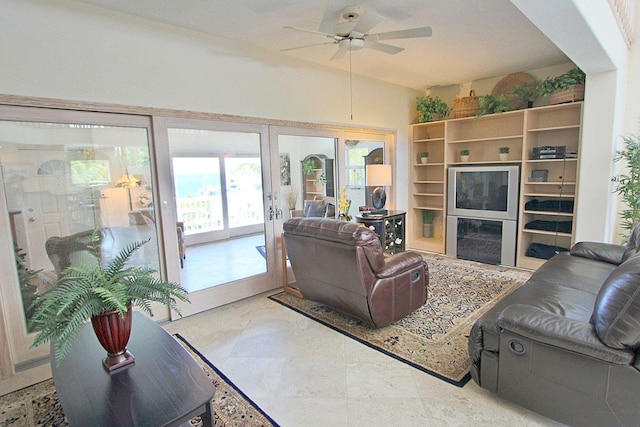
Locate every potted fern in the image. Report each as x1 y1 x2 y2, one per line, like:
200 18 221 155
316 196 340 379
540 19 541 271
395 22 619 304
29 230 190 370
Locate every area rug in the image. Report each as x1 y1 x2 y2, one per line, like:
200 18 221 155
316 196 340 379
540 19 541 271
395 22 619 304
0 335 278 427
269 253 532 387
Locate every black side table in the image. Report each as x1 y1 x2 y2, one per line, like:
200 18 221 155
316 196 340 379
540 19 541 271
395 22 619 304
357 210 406 255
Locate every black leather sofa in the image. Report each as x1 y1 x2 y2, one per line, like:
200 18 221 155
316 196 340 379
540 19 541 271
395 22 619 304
469 226 640 426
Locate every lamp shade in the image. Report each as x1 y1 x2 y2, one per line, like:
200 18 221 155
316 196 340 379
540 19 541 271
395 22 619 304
366 164 392 186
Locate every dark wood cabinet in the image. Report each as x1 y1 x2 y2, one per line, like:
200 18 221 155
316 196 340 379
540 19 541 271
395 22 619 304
357 210 406 255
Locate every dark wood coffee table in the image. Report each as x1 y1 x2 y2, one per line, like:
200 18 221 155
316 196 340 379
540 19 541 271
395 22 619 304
51 312 215 426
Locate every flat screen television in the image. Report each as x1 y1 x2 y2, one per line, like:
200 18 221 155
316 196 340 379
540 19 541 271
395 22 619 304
447 165 520 221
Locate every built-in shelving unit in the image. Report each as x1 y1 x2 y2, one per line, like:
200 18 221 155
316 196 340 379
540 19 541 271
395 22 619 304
410 121 446 254
408 102 583 270
301 154 334 201
517 102 582 270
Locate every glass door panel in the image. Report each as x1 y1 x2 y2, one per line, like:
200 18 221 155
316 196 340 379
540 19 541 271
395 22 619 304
173 157 224 234
163 122 274 317
0 109 157 368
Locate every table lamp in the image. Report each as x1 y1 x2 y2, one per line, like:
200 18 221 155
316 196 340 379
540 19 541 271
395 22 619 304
366 164 392 211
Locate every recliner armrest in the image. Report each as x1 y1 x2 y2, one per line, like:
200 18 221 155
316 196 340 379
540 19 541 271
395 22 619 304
497 304 633 365
570 241 626 265
376 251 426 278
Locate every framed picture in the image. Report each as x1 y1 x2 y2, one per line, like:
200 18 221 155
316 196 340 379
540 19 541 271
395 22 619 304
280 153 291 185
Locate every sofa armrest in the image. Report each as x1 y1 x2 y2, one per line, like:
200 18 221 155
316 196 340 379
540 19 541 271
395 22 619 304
376 251 426 278
570 241 626 265
497 304 634 365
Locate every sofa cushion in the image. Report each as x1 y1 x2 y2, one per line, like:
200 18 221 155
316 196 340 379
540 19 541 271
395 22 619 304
592 254 640 349
529 252 616 295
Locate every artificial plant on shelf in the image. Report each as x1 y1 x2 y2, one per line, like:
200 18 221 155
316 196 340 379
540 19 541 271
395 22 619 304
475 94 514 120
536 67 586 97
29 230 190 367
422 210 436 238
416 95 452 123
511 81 538 108
302 158 317 176
612 131 640 239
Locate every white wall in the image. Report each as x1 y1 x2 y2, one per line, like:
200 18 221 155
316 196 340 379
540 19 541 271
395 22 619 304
0 0 423 211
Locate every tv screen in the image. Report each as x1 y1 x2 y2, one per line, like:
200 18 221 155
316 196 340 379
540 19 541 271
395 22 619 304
70 159 110 186
455 170 510 212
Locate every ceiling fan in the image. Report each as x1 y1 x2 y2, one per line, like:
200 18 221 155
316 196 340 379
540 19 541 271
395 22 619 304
282 5 432 60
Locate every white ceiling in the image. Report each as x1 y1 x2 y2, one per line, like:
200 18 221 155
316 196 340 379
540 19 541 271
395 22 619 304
76 0 570 90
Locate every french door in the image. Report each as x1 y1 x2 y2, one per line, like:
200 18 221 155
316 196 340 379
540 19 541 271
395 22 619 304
153 118 279 318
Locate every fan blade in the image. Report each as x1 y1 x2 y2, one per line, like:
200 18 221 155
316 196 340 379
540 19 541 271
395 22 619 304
373 26 432 40
366 42 404 55
283 26 338 40
318 4 342 34
281 41 337 52
330 46 349 61
353 9 385 34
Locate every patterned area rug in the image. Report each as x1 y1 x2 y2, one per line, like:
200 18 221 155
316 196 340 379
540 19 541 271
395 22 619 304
0 335 278 427
269 253 532 386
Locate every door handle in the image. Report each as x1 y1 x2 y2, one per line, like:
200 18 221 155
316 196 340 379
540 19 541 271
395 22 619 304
275 208 283 220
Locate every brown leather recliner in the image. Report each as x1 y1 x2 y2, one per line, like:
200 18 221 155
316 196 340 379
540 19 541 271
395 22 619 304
283 217 428 327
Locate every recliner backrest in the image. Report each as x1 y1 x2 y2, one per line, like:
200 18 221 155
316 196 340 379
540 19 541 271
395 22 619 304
592 252 640 349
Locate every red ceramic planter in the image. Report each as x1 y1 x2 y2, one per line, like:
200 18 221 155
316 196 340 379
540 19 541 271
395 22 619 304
91 305 135 372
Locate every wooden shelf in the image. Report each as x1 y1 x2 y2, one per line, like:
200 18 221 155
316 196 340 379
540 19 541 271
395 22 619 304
414 205 445 211
524 181 576 185
414 192 444 197
414 137 445 143
523 210 574 217
522 229 572 237
523 192 575 198
525 158 578 163
448 134 523 144
449 160 522 165
528 125 580 132
414 180 445 184
413 162 445 166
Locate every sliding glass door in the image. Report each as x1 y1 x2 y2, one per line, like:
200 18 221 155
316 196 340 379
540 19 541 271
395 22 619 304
155 118 277 317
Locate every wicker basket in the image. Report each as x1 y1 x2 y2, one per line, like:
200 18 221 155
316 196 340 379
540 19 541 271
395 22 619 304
549 84 585 105
454 90 480 118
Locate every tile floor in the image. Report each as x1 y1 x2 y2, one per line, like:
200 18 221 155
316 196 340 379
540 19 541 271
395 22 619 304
165 292 564 427
2 291 566 426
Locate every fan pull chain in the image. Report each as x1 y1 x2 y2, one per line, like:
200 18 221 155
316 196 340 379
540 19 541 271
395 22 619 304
349 40 353 121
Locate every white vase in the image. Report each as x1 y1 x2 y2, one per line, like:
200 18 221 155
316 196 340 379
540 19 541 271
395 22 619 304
460 155 470 162
499 153 509 161
420 157 428 164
